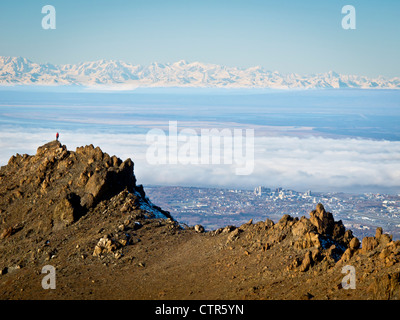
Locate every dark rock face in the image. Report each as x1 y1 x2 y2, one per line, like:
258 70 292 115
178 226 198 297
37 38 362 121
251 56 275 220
52 194 78 230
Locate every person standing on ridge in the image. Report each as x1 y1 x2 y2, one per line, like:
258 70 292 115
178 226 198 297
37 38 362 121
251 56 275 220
56 132 59 141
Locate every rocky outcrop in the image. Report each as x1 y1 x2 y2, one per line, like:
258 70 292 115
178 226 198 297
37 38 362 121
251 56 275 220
209 203 400 300
309 203 352 246
0 141 171 235
210 203 359 273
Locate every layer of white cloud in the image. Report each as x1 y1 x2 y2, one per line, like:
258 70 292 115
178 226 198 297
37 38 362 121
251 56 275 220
1 127 400 194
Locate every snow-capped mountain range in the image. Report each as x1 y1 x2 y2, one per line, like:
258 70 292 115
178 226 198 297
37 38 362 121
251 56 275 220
0 56 399 89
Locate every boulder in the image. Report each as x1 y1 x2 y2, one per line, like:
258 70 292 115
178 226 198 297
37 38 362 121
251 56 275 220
295 231 321 249
85 171 108 201
376 227 383 239
299 250 313 272
309 203 334 235
362 237 379 253
349 237 360 250
379 234 393 247
36 140 63 156
332 220 346 241
341 229 354 246
277 214 294 229
194 224 205 233
222 225 236 234
339 248 353 263
292 216 316 238
92 233 131 257
226 228 242 243
52 195 78 230
264 219 275 229
375 227 392 246
80 193 95 209
93 236 117 256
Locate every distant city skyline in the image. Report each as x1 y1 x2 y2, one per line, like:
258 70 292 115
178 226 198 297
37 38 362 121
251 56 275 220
0 0 399 78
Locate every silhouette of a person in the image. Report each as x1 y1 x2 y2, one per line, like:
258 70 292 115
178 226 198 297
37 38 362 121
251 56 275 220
56 132 59 141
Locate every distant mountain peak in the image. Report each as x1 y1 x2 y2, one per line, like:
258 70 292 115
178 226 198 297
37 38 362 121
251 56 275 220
174 59 189 66
0 56 399 89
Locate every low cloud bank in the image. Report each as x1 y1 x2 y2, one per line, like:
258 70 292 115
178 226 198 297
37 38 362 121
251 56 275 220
1 128 399 194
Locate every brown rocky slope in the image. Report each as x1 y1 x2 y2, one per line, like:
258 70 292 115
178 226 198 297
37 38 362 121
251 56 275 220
0 141 399 300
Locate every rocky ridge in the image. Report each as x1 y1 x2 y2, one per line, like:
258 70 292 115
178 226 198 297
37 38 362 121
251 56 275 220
0 141 171 262
0 142 399 300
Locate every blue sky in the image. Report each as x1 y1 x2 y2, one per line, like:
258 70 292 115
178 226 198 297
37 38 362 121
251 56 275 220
0 0 399 77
